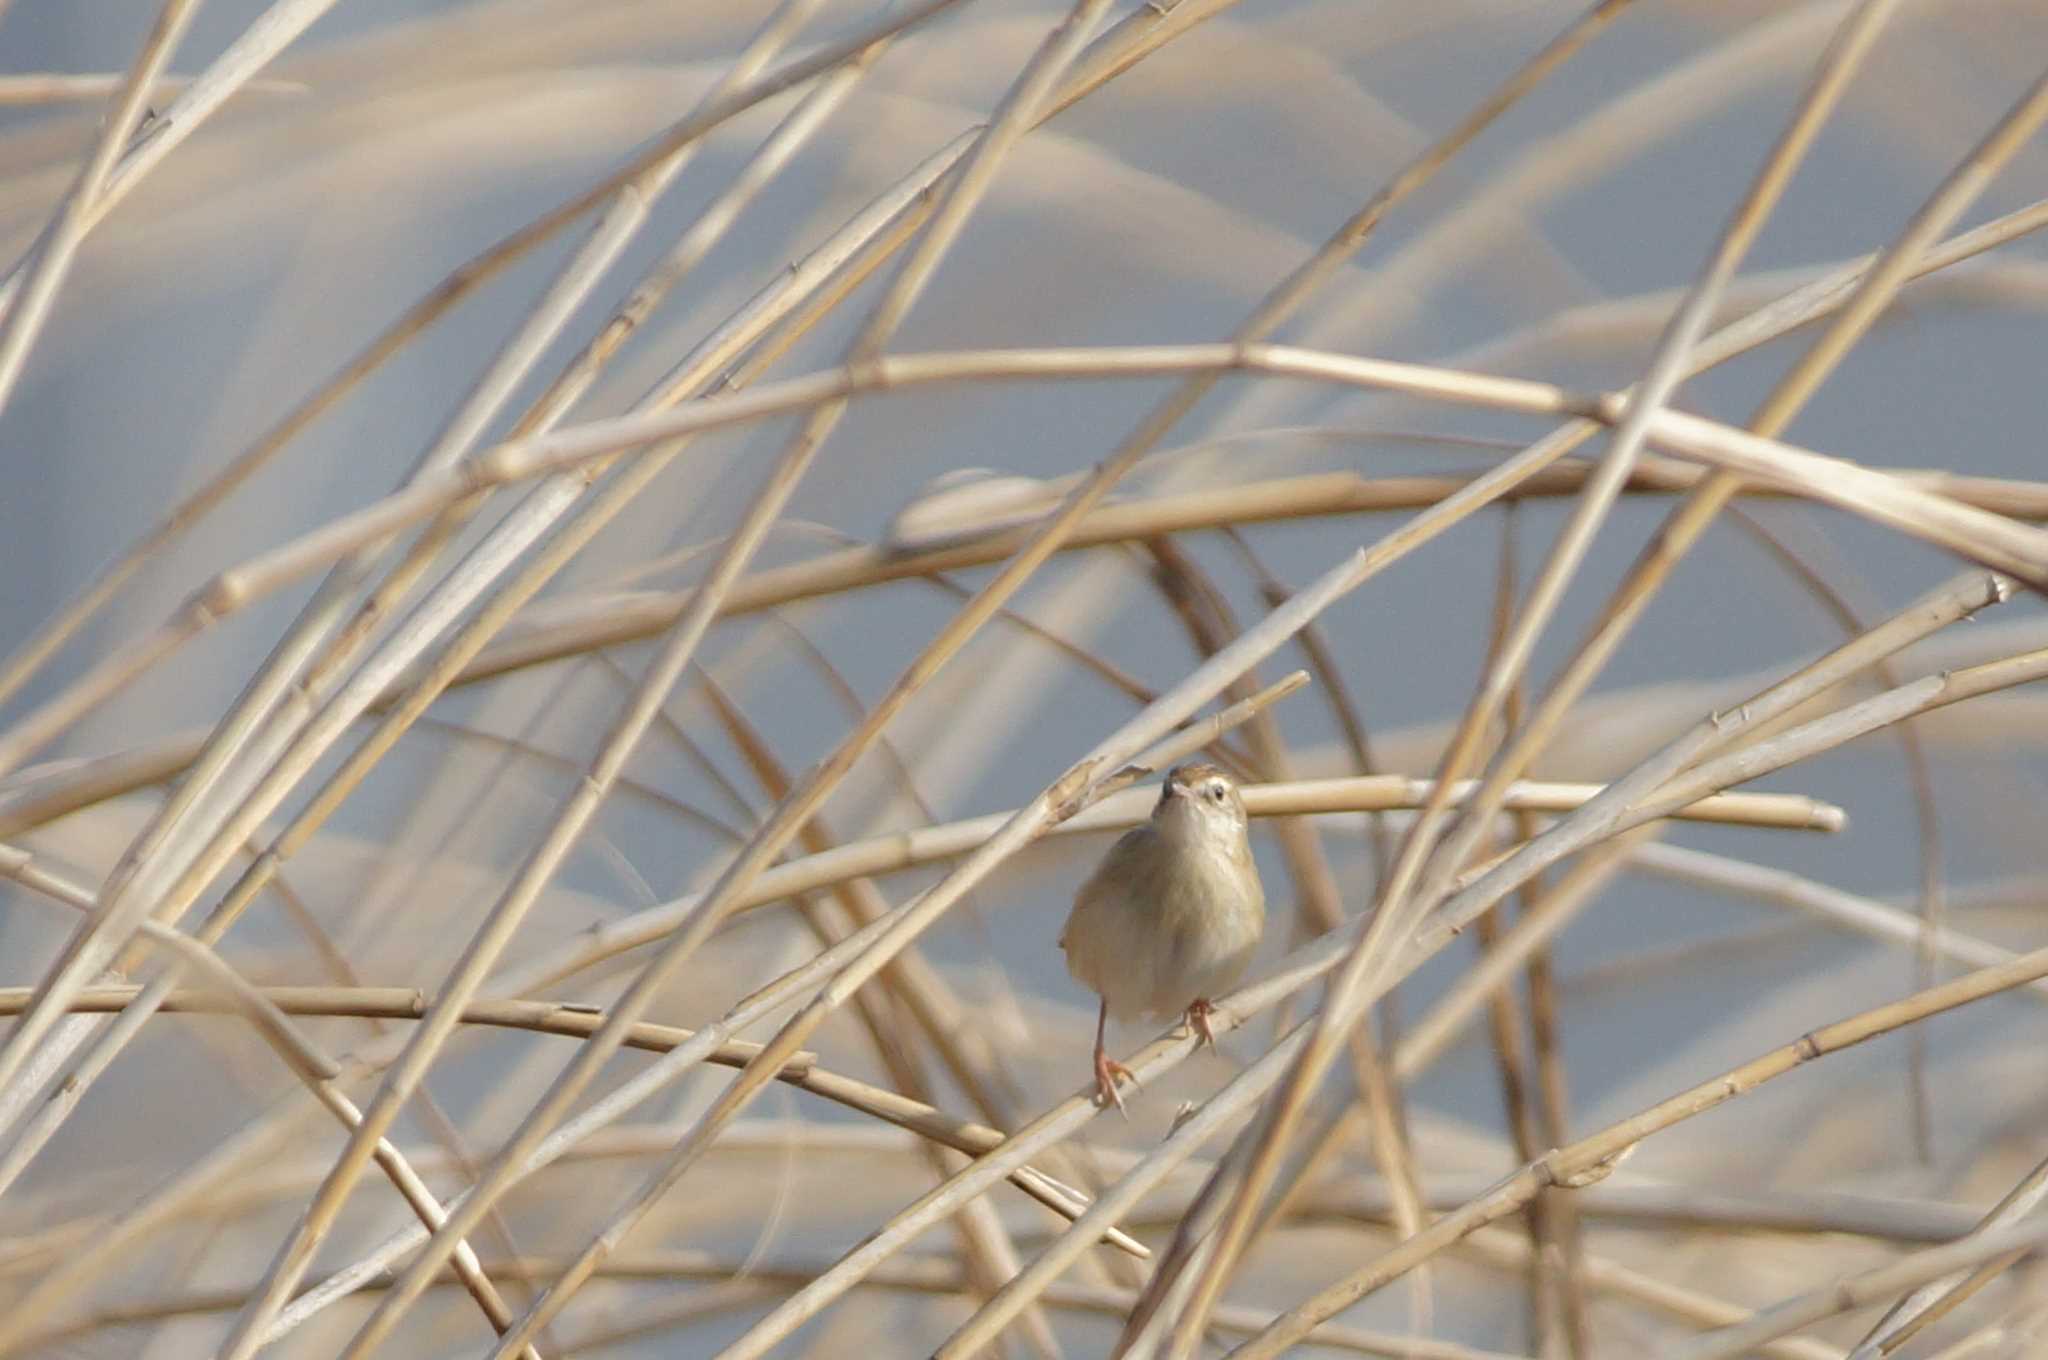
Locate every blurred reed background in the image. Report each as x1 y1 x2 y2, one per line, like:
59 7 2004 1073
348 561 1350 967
3 0 2048 1356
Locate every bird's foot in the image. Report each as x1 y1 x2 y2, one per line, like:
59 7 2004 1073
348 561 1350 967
1185 997 1220 1048
1093 1048 1137 1117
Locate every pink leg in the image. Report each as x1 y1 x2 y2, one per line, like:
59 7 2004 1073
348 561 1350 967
1091 999 1135 1116
1185 997 1220 1047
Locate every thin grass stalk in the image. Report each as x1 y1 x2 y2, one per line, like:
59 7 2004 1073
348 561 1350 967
1721 508 1949 1160
0 0 982 1132
11 1252 1540 1360
1227 939 2048 1358
294 0 855 711
419 659 1294 1360
1455 1227 1842 1360
1479 509 1576 1353
0 853 537 1352
0 0 953 752
1629 842 2048 1004
0 73 305 103
247 682 1289 1351
0 0 201 426
1392 831 1652 1081
0 981 1149 1351
1141 538 1435 1341
316 9 1128 1351
935 1017 1322 1358
698 675 1064 1358
1844 1153 2048 1357
1218 16 1909 1298
1401 53 2048 983
1223 532 1392 879
1498 524 1592 1358
0 0 947 1249
1465 890 1554 1345
1666 1217 2048 1360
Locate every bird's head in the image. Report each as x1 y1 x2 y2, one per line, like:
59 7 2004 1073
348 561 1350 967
1153 762 1249 848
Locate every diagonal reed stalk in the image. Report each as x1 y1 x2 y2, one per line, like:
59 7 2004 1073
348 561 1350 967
6 6 2048 1356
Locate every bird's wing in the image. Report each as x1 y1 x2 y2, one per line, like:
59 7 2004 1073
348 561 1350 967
1060 824 1157 951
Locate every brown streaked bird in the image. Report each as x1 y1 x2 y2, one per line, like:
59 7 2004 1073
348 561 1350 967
1059 762 1265 1112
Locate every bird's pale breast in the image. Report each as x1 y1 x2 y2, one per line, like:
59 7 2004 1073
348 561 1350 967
1061 824 1265 1022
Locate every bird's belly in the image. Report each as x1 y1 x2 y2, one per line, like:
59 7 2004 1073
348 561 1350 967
1148 907 1260 1016
1107 869 1262 1021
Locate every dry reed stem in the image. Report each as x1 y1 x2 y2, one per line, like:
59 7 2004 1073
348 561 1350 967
326 4 1652 1343
0 12 962 1330
1229 937 2048 1357
1629 843 2048 1005
1342 0 1909 1118
410 185 2048 690
1216 2 2018 1303
714 604 2027 1356
237 674 1302 1350
0 850 539 1350
0 0 981 1133
318 6 1133 1352
2 7 2040 1356
1479 510 1583 1356
0 0 1252 1243
1843 1151 2048 1357
698 673 1062 1355
0 0 200 426
0 73 306 103
162 340 2048 627
13 1252 1537 1360
1141 536 1434 1337
0 983 1145 1351
0 0 1237 749
1667 1215 2048 1360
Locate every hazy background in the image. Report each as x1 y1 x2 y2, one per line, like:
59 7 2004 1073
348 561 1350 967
5 1 2048 1356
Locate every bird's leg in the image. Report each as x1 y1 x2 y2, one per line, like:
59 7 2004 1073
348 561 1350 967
1092 998 1135 1115
1185 997 1219 1048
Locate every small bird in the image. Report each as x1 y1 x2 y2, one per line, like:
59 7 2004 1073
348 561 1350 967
1059 763 1266 1113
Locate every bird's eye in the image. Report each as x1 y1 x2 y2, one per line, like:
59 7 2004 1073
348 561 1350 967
1207 783 1225 802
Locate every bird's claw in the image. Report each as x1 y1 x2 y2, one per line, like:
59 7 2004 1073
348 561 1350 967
1185 998 1220 1048
1094 1051 1137 1117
